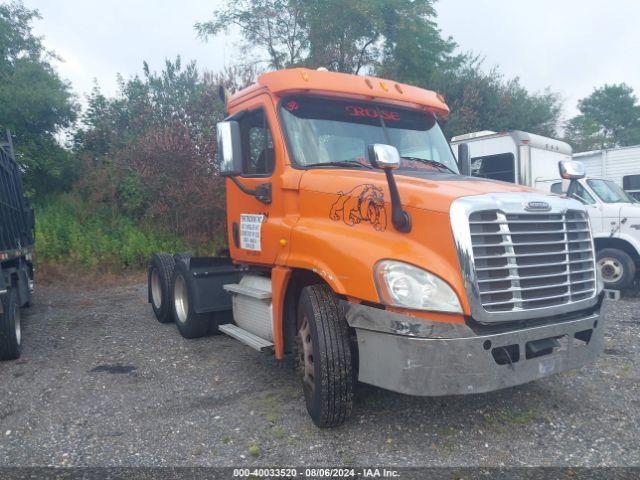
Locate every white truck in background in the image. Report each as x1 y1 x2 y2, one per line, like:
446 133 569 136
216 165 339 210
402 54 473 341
574 145 640 201
451 131 640 290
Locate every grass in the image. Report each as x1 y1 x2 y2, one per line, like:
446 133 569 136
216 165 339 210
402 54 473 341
482 407 541 433
34 194 204 270
256 392 285 425
619 363 633 378
248 444 260 457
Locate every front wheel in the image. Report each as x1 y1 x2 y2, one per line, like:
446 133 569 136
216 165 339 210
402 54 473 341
296 284 354 428
0 288 22 360
597 248 636 290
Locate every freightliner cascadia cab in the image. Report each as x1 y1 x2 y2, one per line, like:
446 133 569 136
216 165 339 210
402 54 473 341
148 69 605 428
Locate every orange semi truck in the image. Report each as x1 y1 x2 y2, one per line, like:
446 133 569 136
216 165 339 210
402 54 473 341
147 68 605 427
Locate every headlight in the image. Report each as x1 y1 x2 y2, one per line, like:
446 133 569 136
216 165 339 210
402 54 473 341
374 260 462 313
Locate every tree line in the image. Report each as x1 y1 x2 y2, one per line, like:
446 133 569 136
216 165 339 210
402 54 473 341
1 0 639 264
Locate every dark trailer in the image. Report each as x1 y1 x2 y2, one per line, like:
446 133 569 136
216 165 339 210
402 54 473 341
0 131 34 360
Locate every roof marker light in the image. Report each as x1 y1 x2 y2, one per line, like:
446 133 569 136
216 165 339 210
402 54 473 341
365 78 374 89
394 84 403 94
301 71 309 81
379 81 388 91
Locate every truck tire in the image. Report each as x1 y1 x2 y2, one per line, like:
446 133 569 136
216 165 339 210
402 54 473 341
0 288 22 360
148 253 176 323
296 284 354 428
597 248 636 290
171 260 214 338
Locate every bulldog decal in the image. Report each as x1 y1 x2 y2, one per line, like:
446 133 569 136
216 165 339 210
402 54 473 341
329 184 387 231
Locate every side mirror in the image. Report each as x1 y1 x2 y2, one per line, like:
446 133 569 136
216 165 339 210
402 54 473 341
559 160 585 180
216 121 242 176
457 143 471 176
366 143 411 233
367 144 400 170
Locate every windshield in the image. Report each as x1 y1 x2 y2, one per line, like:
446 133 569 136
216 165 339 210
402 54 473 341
568 181 596 205
587 179 635 203
279 96 459 173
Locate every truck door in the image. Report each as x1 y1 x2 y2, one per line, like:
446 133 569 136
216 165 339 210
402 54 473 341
568 179 602 232
225 96 289 266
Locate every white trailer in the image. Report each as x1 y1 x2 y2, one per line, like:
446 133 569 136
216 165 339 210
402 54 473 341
450 130 573 190
452 131 640 290
574 145 640 201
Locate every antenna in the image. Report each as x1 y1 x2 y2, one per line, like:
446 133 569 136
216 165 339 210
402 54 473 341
218 85 229 108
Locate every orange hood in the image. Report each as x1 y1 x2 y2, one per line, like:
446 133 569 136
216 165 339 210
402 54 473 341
298 169 533 214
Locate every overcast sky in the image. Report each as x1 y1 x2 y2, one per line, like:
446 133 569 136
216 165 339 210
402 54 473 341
25 0 640 123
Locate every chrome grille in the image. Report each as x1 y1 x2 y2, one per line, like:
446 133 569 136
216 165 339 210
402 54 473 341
469 210 596 313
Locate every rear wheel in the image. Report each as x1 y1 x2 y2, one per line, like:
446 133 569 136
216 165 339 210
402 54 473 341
296 284 354 428
148 253 176 323
0 288 22 360
597 248 636 290
171 260 215 339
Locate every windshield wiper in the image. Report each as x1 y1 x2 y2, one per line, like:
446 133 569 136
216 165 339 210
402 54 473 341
400 156 457 174
306 160 373 169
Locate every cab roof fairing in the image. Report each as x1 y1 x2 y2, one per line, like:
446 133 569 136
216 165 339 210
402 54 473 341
227 68 450 117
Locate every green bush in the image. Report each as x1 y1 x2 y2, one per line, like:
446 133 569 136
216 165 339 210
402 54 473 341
35 194 203 270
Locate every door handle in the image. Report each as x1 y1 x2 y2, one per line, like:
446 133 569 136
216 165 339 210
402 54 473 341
232 222 240 248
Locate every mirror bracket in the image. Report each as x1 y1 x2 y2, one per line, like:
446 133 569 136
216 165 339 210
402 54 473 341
367 144 412 233
384 169 412 233
457 143 471 176
229 177 272 204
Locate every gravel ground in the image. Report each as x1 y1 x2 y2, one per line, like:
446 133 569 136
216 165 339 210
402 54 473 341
0 281 638 467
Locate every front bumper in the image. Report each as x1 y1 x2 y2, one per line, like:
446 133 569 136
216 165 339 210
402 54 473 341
342 301 605 396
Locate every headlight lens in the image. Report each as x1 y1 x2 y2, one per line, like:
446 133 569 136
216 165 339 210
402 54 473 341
374 260 462 313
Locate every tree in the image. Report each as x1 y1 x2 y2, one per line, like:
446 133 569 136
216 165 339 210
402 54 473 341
434 60 563 140
75 58 228 244
0 1 77 196
374 0 461 85
195 0 463 75
563 115 608 152
564 83 640 152
196 1 561 139
207 64 260 96
196 0 307 70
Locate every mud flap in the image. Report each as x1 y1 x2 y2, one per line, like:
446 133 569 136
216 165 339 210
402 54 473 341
188 257 241 314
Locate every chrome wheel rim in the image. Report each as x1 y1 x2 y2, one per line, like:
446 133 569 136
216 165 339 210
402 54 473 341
598 257 623 283
14 303 21 345
151 268 162 309
297 314 315 394
174 275 189 324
